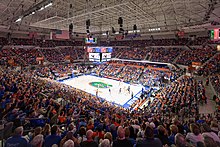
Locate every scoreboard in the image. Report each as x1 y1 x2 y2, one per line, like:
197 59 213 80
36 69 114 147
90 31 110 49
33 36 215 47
102 53 111 62
210 29 220 40
89 53 100 62
87 47 113 62
87 47 113 53
85 38 97 44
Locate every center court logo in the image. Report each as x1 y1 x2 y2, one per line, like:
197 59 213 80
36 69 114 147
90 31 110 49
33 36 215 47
89 82 112 88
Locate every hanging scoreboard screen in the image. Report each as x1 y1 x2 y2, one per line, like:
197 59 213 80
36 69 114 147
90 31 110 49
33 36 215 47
87 47 113 53
210 29 220 40
102 53 111 61
89 53 100 62
85 38 97 44
87 47 113 62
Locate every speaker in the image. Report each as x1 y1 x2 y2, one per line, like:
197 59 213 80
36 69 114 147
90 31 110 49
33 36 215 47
118 17 123 24
86 19 90 26
133 24 137 30
124 30 128 35
112 27 116 33
69 23 73 31
119 28 124 33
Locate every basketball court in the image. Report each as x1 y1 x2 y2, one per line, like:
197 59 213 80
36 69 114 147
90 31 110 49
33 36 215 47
59 75 144 108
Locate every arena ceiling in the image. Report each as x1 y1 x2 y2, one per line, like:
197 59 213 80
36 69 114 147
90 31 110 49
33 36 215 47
0 0 220 34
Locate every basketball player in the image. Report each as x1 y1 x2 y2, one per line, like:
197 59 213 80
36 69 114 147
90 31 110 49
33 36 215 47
127 86 130 93
96 89 98 97
119 88 122 93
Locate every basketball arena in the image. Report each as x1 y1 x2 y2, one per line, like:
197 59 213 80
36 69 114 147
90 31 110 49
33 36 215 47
0 0 220 147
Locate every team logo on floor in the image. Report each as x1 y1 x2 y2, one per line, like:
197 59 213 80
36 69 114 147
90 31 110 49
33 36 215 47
89 82 112 88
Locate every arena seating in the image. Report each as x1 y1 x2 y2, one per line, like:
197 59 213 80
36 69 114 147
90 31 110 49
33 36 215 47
0 68 219 147
139 69 169 87
41 48 65 63
150 47 183 63
197 53 220 76
0 37 209 47
0 36 219 147
101 64 123 79
118 48 151 60
176 47 217 66
117 65 143 83
60 47 78 60
11 47 44 65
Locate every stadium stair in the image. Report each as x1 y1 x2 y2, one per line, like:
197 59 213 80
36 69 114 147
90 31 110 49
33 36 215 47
99 65 108 73
116 50 124 58
136 68 145 82
201 39 209 47
185 45 193 50
97 64 109 76
37 48 49 63
173 49 188 63
58 48 65 58
194 76 216 115
145 50 153 60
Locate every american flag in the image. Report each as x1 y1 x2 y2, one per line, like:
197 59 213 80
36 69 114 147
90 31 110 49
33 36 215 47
54 30 69 39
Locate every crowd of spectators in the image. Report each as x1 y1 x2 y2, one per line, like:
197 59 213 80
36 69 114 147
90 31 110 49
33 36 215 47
101 37 209 47
150 48 183 63
110 47 126 58
101 64 123 79
60 47 78 60
0 36 220 147
41 48 65 63
117 66 143 83
11 47 44 65
0 68 219 147
75 48 85 60
197 53 220 76
0 48 15 65
0 37 8 46
118 48 151 60
0 46 88 65
90 64 108 76
7 38 82 47
148 76 207 115
176 47 217 66
0 36 211 47
139 69 169 87
35 64 90 80
0 48 27 66
0 39 218 67
92 61 180 87
187 37 210 46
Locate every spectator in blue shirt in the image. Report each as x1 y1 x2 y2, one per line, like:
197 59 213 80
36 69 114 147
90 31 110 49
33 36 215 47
5 126 29 147
44 125 61 147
